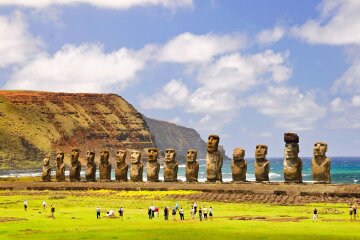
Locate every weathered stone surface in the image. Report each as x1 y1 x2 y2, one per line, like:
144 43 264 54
129 150 143 182
85 150 96 182
41 156 51 182
206 135 223 182
312 142 331 183
55 151 65 182
186 149 199 182
255 145 269 182
115 149 128 181
99 150 111 181
284 140 302 183
284 132 299 144
163 148 179 182
69 148 81 182
146 148 160 182
232 148 247 182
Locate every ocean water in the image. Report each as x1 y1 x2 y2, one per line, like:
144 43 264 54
1 157 359 184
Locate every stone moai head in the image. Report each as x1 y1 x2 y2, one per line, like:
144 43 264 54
56 152 64 164
147 148 159 162
233 148 245 161
71 148 80 163
207 134 219 153
116 150 127 163
165 148 176 163
130 150 141 164
284 143 299 159
186 149 197 163
255 145 268 159
100 150 110 164
313 142 327 157
86 150 95 163
43 156 50 166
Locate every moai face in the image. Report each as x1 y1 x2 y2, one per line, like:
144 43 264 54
86 151 95 163
313 142 327 157
56 152 64 164
186 149 197 163
233 148 245 161
116 150 127 163
207 135 219 153
130 150 141 164
284 143 299 159
100 150 109 164
165 149 176 163
147 148 159 162
43 156 50 166
71 149 80 163
255 145 267 159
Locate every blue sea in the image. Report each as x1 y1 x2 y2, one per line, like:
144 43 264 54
1 157 359 184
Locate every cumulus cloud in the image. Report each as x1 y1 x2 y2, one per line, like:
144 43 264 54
157 32 247 63
291 0 360 45
0 0 193 9
329 96 360 128
5 44 146 92
332 59 360 93
0 12 42 68
256 26 285 45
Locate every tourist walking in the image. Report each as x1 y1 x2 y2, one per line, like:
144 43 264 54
172 207 176 220
148 207 152 220
179 207 184 220
50 205 55 219
42 201 47 211
150 204 155 218
24 199 28 211
209 206 213 219
175 202 179 212
312 208 318 222
199 207 203 221
191 207 195 219
96 207 101 219
193 202 197 214
203 206 208 220
164 206 169 220
353 204 357 221
118 207 124 220
350 205 354 221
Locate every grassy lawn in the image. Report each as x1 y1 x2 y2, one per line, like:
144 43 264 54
0 190 358 240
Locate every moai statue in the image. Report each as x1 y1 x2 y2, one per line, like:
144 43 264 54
255 145 269 182
42 156 52 182
129 150 143 182
56 151 65 182
69 148 81 182
186 149 199 182
232 148 247 182
85 150 96 182
163 148 179 182
206 134 223 182
146 148 160 182
312 142 331 183
284 133 302 183
99 150 111 181
115 149 128 181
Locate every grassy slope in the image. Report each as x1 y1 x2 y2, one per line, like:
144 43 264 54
0 190 358 240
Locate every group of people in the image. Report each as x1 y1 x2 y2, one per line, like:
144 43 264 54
96 206 124 220
349 203 358 221
161 202 213 221
23 199 56 219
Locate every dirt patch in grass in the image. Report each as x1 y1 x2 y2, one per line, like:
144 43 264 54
228 215 309 222
0 217 27 223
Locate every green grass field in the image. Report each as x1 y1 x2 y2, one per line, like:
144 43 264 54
0 190 358 240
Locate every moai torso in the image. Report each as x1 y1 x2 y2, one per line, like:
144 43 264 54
115 150 128 181
163 149 179 182
42 156 52 182
129 150 143 182
255 145 269 182
99 150 111 181
186 149 199 182
206 135 223 182
312 142 331 183
85 151 96 182
56 152 65 182
146 148 160 182
232 148 247 182
70 148 81 182
284 133 302 183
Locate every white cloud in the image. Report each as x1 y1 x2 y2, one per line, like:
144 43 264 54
0 12 42 68
329 96 360 128
157 32 247 63
5 43 145 92
0 0 193 9
330 97 344 112
333 59 360 93
291 0 360 45
256 26 285 45
352 95 360 106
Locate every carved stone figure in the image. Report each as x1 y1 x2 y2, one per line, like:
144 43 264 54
185 149 199 182
312 142 331 183
69 148 81 182
284 133 302 183
99 150 111 181
255 144 269 182
206 134 223 182
163 148 179 182
85 150 96 182
42 156 52 182
56 151 65 182
146 148 160 182
232 148 247 182
129 150 143 182
115 149 128 181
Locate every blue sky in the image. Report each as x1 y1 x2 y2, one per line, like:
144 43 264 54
1 0 360 157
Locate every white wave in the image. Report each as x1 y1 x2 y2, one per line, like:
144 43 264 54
269 172 281 179
354 179 359 183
